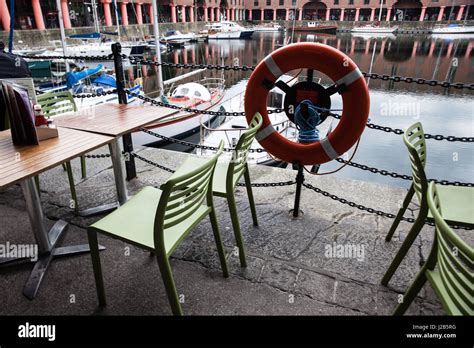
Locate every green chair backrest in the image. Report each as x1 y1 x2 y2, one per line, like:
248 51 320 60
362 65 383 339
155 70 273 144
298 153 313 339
154 141 225 252
427 182 474 315
36 91 77 118
403 122 428 202
226 112 263 190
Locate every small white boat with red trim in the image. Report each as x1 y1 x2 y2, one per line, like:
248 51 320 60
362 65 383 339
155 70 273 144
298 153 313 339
135 77 226 146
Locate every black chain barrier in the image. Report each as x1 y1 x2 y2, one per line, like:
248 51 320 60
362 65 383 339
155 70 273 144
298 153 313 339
140 127 265 153
302 182 472 230
327 112 474 143
128 56 474 90
126 90 473 143
20 53 474 90
19 54 116 61
72 89 117 99
130 151 295 187
334 158 474 187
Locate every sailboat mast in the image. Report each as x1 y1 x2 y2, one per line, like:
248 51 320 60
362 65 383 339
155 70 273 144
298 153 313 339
91 0 100 33
378 0 383 21
113 0 121 41
151 0 164 96
55 0 69 72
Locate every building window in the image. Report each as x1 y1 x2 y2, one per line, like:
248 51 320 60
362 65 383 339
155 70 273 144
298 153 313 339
292 0 296 5
279 0 284 5
349 0 354 4
267 0 271 5
334 0 339 4
254 0 258 5
364 0 369 4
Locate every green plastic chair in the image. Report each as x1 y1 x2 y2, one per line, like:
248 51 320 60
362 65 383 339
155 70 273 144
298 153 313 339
393 182 474 315
37 91 87 181
168 112 263 268
382 122 474 286
86 141 228 315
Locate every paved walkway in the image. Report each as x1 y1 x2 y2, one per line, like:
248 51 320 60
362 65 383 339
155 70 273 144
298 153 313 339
2 146 464 315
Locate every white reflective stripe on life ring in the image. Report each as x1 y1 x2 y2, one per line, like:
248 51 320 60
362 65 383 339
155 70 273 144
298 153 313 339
263 54 283 79
256 124 276 142
336 68 362 88
320 137 339 160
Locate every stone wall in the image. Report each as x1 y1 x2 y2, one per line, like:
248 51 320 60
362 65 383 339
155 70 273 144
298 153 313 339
1 20 472 49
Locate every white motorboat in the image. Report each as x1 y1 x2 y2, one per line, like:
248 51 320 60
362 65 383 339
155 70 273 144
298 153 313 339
41 43 132 59
351 25 398 34
161 29 197 44
351 32 396 40
431 25 474 34
253 22 285 32
135 78 226 146
206 21 254 40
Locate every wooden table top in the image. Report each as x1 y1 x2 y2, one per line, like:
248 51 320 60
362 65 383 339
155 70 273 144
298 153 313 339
0 127 113 190
53 103 176 137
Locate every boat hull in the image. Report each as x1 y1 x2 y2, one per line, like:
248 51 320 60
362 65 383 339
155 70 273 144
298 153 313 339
292 26 337 34
351 27 398 34
207 30 254 39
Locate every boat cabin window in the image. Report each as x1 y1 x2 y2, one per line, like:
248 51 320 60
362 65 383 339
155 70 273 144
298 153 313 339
194 91 202 97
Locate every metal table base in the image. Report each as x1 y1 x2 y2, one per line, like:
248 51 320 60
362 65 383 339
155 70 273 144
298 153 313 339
0 177 104 300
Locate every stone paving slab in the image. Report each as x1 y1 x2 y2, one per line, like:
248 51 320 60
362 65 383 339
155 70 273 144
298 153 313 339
0 147 447 315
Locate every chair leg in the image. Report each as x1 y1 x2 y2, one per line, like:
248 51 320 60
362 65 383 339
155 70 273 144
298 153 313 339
209 209 229 278
80 156 87 179
386 185 415 242
244 169 258 226
156 255 183 315
381 205 428 286
87 229 106 307
61 163 67 171
393 267 428 315
65 161 78 211
227 193 247 268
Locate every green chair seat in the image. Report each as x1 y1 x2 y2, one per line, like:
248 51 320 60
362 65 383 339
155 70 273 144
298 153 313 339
427 185 474 226
382 122 474 287
90 186 211 256
170 157 239 197
393 182 473 316
86 141 229 315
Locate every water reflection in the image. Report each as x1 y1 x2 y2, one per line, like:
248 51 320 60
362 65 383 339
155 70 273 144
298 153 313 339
140 32 473 187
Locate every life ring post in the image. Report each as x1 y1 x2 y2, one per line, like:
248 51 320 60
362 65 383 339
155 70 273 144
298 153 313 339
291 163 305 218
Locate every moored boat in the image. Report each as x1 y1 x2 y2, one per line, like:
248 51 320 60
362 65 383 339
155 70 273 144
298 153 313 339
206 21 254 40
291 22 337 34
431 24 474 34
136 78 226 145
351 25 398 34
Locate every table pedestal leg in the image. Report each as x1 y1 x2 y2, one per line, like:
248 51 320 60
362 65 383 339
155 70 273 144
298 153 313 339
0 177 105 300
78 137 129 216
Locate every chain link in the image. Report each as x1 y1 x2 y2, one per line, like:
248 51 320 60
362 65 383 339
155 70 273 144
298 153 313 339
131 151 295 187
20 54 114 61
334 158 474 187
72 89 118 99
128 56 255 72
328 113 474 142
302 182 471 230
361 72 474 90
140 127 265 153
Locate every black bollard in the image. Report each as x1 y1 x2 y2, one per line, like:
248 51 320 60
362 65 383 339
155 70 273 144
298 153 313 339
112 42 137 181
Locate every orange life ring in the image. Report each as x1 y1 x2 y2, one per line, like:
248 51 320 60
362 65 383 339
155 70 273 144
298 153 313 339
244 42 370 165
